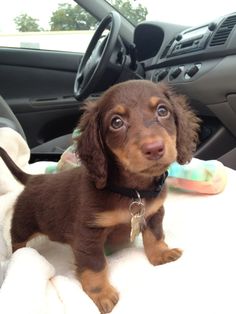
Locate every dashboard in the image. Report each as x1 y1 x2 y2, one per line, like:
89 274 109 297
134 12 236 168
135 13 236 87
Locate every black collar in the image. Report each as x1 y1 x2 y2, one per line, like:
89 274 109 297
106 171 168 199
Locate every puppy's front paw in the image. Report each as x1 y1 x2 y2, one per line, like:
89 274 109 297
79 268 119 313
92 284 119 313
152 248 182 265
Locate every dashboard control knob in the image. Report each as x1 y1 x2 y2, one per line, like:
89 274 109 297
186 65 199 78
158 69 168 81
170 67 182 79
175 34 183 41
208 22 217 31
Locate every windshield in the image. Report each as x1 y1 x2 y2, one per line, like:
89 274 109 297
106 0 236 26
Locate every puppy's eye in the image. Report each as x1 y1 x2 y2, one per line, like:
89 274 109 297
156 104 170 118
111 116 124 129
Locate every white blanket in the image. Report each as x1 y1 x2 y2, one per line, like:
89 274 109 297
0 127 236 314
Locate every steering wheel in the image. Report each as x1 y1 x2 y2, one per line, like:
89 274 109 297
74 11 121 100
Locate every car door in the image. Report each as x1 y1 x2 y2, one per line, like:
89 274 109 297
0 0 96 148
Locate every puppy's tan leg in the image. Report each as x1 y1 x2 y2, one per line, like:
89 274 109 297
74 227 119 313
78 267 119 314
143 206 182 265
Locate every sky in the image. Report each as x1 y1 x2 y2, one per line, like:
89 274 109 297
138 0 236 26
0 0 236 32
0 0 65 32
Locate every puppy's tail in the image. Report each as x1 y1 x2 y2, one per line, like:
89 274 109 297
0 146 31 185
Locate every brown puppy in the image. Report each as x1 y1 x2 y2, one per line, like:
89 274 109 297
0 80 200 313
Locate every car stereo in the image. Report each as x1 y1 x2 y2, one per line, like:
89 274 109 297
167 23 216 57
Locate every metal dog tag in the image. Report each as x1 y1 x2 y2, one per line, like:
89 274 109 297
130 214 141 242
129 191 147 242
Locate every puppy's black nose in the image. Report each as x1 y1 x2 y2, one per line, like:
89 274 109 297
141 140 165 160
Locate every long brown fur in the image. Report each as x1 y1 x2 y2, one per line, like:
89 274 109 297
0 80 200 313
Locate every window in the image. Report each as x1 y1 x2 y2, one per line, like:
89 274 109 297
0 0 98 53
105 0 148 25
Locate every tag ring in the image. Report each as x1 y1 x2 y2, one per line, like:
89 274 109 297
129 201 145 217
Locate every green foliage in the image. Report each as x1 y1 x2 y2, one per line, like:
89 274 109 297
49 3 97 31
14 14 41 32
108 0 148 24
14 1 148 33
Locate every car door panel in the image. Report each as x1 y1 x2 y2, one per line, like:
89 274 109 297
0 48 83 148
13 98 81 148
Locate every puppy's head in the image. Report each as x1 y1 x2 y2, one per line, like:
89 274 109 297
77 80 200 189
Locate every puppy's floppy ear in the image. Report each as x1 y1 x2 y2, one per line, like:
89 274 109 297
164 86 200 164
76 101 107 189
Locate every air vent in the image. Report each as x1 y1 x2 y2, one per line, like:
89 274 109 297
210 15 236 46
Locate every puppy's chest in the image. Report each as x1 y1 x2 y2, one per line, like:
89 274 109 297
94 195 165 228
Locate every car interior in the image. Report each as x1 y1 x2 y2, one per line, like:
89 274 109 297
0 0 236 171
1 1 236 312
